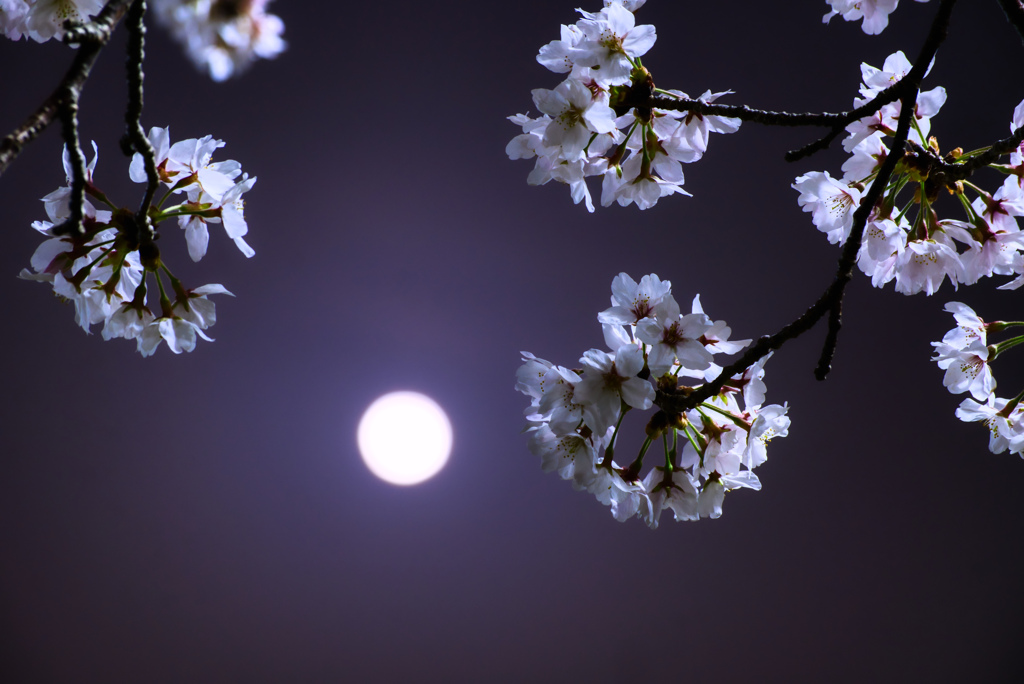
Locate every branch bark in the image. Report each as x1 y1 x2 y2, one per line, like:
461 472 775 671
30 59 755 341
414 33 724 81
0 0 133 179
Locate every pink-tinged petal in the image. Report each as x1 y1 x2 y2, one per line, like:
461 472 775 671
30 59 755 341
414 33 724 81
30 237 71 273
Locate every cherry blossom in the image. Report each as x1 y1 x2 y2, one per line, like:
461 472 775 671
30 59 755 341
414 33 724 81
516 273 789 525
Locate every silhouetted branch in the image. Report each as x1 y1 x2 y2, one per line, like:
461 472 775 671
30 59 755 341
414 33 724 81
0 0 133 179
122 0 158 235
997 0 1024 43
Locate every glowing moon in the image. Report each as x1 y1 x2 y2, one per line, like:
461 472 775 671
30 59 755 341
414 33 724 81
357 391 453 485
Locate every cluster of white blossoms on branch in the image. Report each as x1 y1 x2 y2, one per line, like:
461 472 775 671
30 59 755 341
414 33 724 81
933 302 1024 457
824 0 930 35
18 127 255 355
151 0 284 81
506 0 740 211
795 52 1024 296
516 273 790 526
0 0 284 81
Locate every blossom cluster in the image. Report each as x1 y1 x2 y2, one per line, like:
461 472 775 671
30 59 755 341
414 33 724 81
19 126 255 355
0 0 104 42
794 51 1024 296
506 0 740 211
151 0 285 81
933 301 1024 458
823 0 930 35
516 273 790 526
1 0 284 81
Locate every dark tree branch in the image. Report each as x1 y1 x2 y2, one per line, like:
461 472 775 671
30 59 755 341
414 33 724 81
783 84 903 162
648 96 846 128
54 89 86 237
0 0 133 179
905 126 1024 193
122 0 158 236
654 0 960 415
645 72 907 163
997 0 1024 43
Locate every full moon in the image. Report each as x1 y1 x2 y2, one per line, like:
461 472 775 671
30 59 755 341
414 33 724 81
356 391 453 485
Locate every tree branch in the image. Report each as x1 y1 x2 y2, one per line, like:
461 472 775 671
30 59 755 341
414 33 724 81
648 96 846 128
0 0 133 179
997 0 1024 43
644 72 909 163
122 0 158 235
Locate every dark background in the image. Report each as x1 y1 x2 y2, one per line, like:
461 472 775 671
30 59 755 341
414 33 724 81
2 1 1023 681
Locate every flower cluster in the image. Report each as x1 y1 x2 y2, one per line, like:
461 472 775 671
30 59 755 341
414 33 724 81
516 273 790 526
19 127 255 355
506 0 740 211
933 301 1024 458
1 0 103 42
150 0 285 81
794 51 1024 296
823 0 930 35
1 0 285 81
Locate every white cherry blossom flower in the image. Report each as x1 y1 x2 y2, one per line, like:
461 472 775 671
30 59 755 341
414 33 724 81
528 423 597 480
642 467 699 528
933 338 994 400
532 78 617 162
793 171 863 245
635 295 712 377
743 403 790 469
573 3 656 86
654 89 741 161
151 0 285 82
955 395 1024 456
1 0 29 40
893 238 962 295
24 0 103 42
598 272 671 326
823 0 929 35
575 345 654 433
536 23 585 74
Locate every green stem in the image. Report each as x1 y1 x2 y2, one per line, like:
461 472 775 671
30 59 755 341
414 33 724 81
624 433 653 479
602 406 631 466
699 401 749 429
990 334 1024 360
71 243 116 281
678 422 704 468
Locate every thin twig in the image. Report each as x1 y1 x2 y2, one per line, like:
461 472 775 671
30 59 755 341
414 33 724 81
997 0 1024 43
122 0 158 235
906 126 1024 189
645 73 907 163
648 97 846 127
0 0 133 178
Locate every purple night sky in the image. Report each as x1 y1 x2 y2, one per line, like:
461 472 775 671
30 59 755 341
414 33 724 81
1 1 1023 680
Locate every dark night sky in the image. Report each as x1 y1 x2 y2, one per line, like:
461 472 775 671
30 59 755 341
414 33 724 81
2 1 1024 681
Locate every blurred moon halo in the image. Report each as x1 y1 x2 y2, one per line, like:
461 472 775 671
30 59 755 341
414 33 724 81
357 391 453 485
